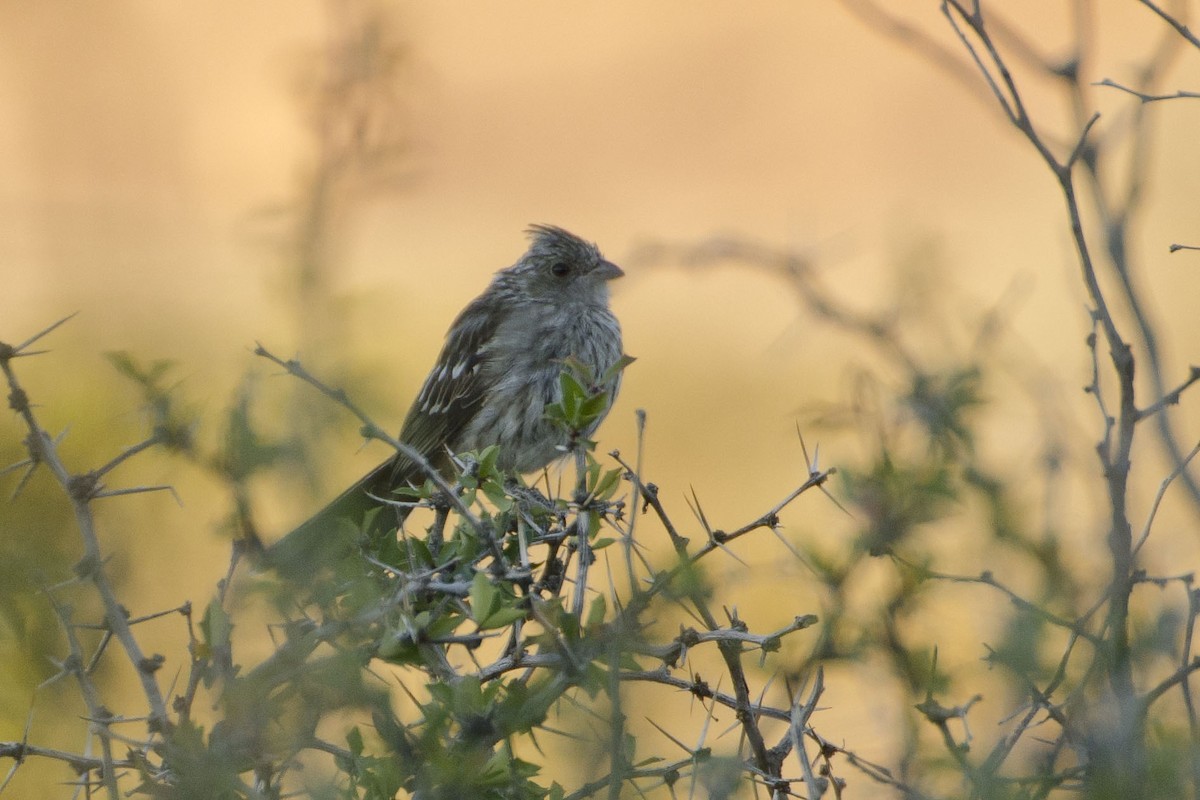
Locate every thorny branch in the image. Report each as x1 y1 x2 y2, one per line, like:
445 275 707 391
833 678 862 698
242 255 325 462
2 317 850 798
838 1 1200 794
1 320 172 738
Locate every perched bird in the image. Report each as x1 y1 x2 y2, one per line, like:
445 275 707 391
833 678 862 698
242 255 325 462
269 225 625 572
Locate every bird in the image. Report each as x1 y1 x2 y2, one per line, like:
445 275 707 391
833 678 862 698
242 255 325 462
267 224 625 575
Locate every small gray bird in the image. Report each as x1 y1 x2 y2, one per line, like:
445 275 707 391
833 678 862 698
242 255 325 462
270 225 624 572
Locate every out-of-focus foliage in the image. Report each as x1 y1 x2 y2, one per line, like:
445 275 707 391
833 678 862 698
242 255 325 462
6 2 1200 799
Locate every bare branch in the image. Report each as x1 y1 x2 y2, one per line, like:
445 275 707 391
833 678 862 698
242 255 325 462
9 312 80 356
1138 0 1200 50
1095 78 1200 103
1134 439 1200 554
789 668 829 800
1 327 172 735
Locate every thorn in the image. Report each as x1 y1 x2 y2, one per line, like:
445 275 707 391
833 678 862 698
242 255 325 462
819 484 853 518
92 485 180 503
715 541 748 568
13 312 80 354
686 486 713 536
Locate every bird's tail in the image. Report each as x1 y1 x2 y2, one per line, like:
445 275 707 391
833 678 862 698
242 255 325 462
263 458 401 581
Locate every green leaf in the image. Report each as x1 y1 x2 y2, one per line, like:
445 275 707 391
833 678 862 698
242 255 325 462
602 354 637 384
105 350 177 386
470 571 500 623
477 444 502 476
481 479 514 511
580 391 610 419
559 371 586 415
347 726 365 757
200 599 232 652
478 605 527 631
558 354 595 384
591 467 622 499
585 594 606 628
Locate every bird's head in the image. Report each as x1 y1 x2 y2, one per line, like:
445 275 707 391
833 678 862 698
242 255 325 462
506 224 623 305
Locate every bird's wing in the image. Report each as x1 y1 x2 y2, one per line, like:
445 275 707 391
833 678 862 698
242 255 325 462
389 293 506 484
266 301 504 573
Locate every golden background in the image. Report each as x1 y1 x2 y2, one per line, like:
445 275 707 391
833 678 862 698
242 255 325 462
3 1 1200 796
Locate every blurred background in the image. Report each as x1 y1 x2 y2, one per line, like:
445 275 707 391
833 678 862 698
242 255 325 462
3 1 1200 796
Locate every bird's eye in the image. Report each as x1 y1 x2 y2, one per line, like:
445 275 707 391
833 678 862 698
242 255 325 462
550 261 570 277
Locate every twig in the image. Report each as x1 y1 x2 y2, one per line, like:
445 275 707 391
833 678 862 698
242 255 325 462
619 670 792 724
1094 78 1200 103
1141 656 1200 712
1138 0 1200 50
571 449 591 620
1137 367 1200 421
254 343 484 532
1 327 172 735
0 741 136 777
41 587 120 800
789 668 828 800
1134 439 1200 554
1183 587 1200 793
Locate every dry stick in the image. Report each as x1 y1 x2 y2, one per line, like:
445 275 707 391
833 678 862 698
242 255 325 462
610 448 831 726
1183 588 1200 795
1083 12 1200 516
839 0 993 108
612 450 830 564
1138 366 1200 423
621 409 647 600
1094 78 1200 103
41 589 119 800
0 323 172 737
943 0 1143 761
895 557 1103 647
666 557 770 772
873 0 1200 523
789 668 828 800
604 452 830 784
892 0 1200 525
559 755 699 800
657 482 825 777
1140 656 1200 712
499 465 825 791
170 543 245 734
0 742 136 782
853 4 1178 790
1139 0 1200 50
605 632 626 800
502 446 615 787
1134 439 1200 554
618 670 791 724
571 448 591 620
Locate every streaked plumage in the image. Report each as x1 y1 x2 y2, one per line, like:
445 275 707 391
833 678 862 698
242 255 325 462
269 225 624 572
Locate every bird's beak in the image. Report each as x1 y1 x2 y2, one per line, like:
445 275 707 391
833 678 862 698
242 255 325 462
596 260 624 281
